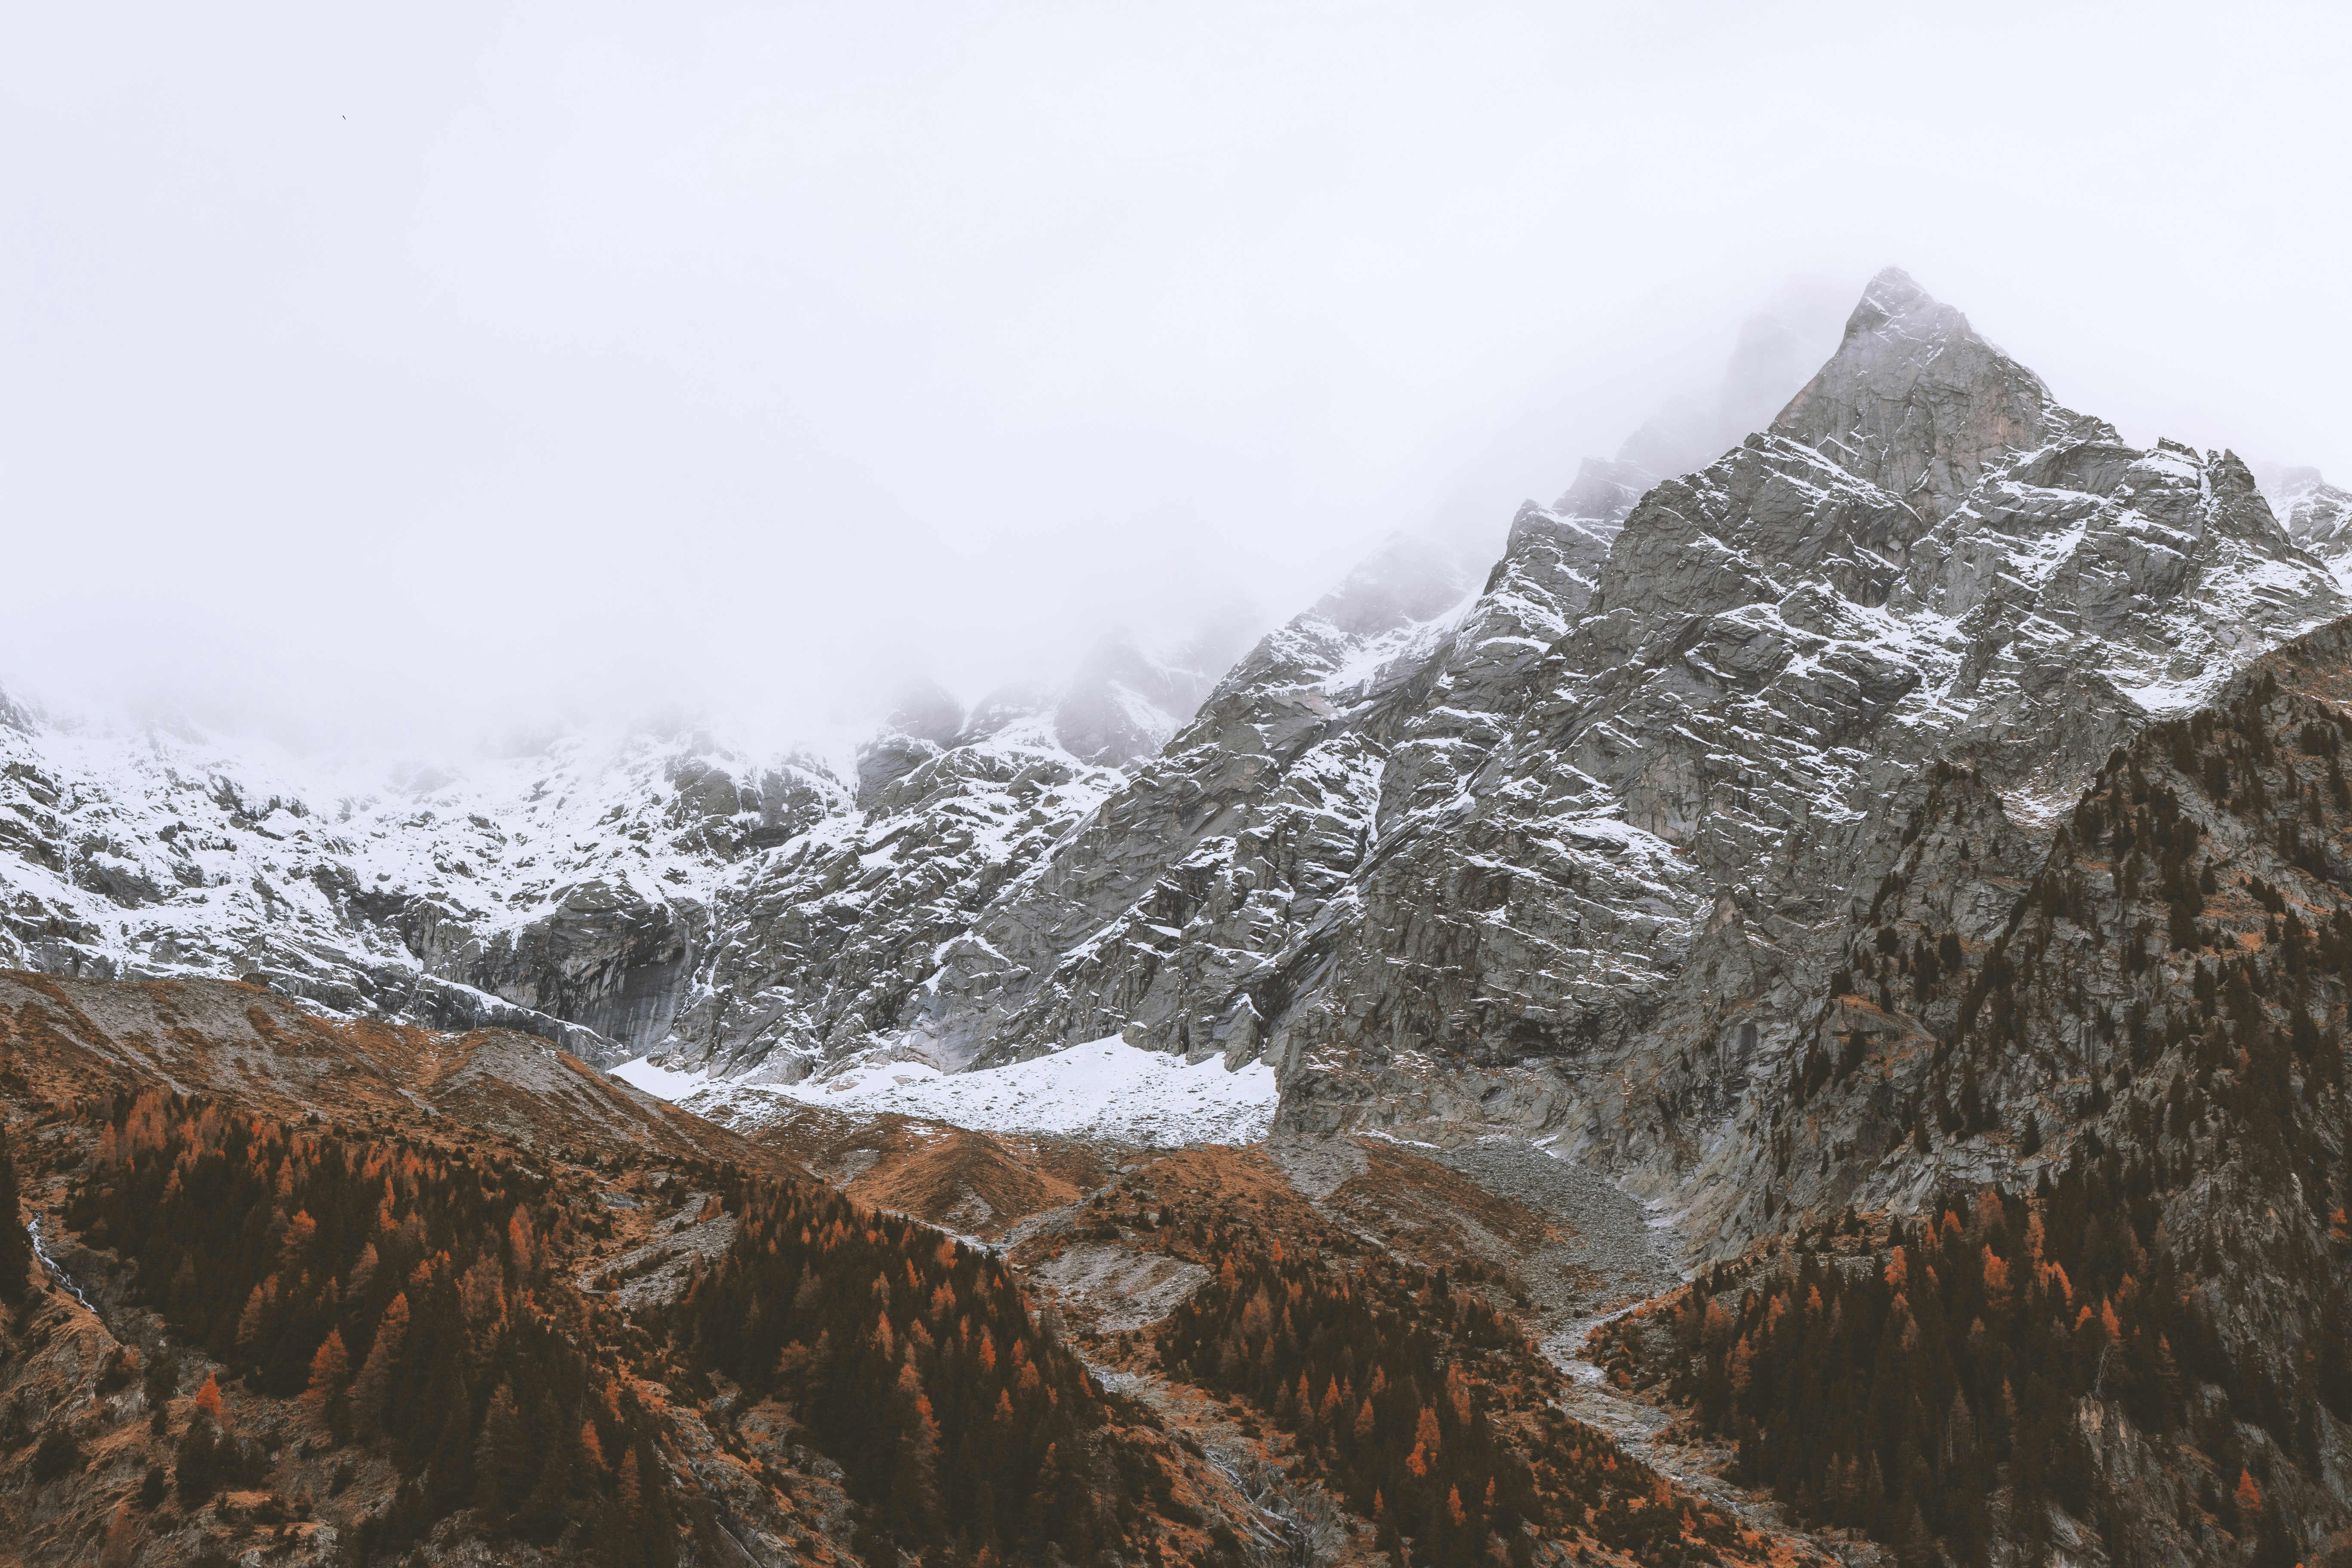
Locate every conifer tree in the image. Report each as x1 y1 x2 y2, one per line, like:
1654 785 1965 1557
472 1383 531 1520
0 1124 34 1305
305 1329 350 1409
890 1360 945 1540
175 1412 219 1503
349 1292 410 1438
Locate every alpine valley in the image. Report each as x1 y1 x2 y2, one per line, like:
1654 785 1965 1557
5 269 2352 1568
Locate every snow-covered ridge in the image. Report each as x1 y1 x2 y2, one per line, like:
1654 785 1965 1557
0 616 1256 1068
2261 465 2352 594
0 709 841 1050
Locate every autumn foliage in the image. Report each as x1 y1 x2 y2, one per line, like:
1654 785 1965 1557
1116 1182 1749 1567
662 1176 1142 1564
1602 1159 2343 1566
67 1091 678 1562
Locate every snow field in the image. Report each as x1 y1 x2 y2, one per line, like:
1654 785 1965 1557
613 1035 1279 1145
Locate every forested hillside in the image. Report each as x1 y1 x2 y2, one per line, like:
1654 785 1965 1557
1605 631 2352 1567
0 983 1285 1566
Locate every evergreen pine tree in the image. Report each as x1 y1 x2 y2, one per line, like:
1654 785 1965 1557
473 1382 532 1523
349 1292 410 1438
879 1359 941 1534
304 1329 350 1411
175 1416 219 1504
0 1124 34 1305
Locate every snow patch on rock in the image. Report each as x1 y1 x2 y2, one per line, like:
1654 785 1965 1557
638 1036 1280 1145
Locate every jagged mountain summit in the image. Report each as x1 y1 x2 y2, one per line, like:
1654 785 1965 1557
794 268 2350 1207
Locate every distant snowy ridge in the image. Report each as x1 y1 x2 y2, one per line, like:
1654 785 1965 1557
0 616 1258 1067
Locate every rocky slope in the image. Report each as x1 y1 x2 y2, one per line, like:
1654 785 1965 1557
2264 465 2352 591
1582 617 2352 1565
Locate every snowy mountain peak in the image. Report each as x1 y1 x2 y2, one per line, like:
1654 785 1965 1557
1773 266 2116 520
1548 457 1656 528
1848 262 1934 322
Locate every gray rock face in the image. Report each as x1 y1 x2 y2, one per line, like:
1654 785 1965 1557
2264 464 2352 588
1770 266 2115 520
1740 628 2352 1562
855 684 970 805
665 709 1133 1079
0 713 840 1060
865 272 2347 1231
899 532 1492 1071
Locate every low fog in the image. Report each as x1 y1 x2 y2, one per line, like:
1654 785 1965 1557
3 4 2346 759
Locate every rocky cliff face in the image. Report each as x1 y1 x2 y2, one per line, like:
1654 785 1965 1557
2265 464 2352 590
862 270 2349 1235
0 714 783 1057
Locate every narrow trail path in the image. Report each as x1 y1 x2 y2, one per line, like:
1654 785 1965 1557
1436 1142 1878 1567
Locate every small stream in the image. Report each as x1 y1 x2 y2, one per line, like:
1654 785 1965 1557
26 1216 95 1314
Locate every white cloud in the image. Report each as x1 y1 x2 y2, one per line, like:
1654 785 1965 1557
2 3 2345 753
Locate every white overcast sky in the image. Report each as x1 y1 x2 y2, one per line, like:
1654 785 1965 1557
3 3 2348 753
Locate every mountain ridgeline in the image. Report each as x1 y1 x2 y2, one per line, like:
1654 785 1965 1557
4 271 2345 1156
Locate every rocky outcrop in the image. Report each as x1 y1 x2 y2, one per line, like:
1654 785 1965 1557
2265 464 2352 589
665 712 1133 1078
0 713 844 1062
1770 266 2116 519
895 526 1580 1073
